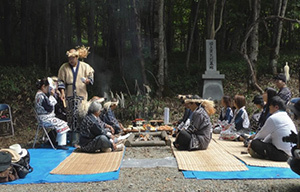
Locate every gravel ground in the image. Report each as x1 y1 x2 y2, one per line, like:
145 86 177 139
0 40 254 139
1 146 300 192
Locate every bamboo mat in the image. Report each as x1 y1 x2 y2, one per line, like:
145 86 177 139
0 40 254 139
213 134 289 168
171 138 248 172
50 149 124 175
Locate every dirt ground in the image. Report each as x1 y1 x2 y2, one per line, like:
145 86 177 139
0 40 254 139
1 146 300 192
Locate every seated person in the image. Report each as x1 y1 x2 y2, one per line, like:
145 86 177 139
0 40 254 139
213 95 233 134
219 95 233 123
226 95 249 134
244 88 277 147
250 95 264 132
77 101 123 153
100 98 124 134
259 87 277 128
173 95 215 151
273 73 292 104
248 96 297 161
287 100 300 175
175 95 193 133
49 76 67 121
176 95 193 124
35 78 70 150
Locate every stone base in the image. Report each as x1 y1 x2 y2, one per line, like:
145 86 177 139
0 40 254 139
202 79 224 101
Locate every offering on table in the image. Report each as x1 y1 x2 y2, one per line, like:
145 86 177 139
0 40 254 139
157 125 173 131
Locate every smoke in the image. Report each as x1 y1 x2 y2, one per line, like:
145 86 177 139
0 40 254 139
87 53 112 97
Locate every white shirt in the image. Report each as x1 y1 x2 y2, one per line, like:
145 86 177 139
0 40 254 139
254 111 296 156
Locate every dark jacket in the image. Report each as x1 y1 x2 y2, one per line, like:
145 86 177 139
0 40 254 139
100 108 121 134
79 113 108 146
219 107 233 123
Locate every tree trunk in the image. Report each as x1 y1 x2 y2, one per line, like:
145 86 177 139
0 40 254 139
20 0 29 66
165 0 174 54
87 0 95 65
75 0 82 45
51 0 61 66
153 0 165 97
118 0 126 77
132 0 148 89
206 0 216 39
2 0 13 60
269 0 288 74
248 0 260 88
44 0 51 70
185 0 200 72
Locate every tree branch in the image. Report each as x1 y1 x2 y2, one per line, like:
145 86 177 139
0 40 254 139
215 0 226 33
240 15 300 93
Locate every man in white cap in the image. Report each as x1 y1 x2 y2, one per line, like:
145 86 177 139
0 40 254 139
58 48 94 145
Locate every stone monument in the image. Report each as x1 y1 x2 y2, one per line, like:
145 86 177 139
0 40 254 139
202 40 225 101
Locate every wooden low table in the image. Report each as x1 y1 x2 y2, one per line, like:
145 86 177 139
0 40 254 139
124 125 173 133
124 131 171 147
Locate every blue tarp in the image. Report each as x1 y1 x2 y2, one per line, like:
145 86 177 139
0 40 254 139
183 165 300 180
1 148 121 185
2 147 300 184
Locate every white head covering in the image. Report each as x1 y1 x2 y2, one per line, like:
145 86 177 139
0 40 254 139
47 77 56 90
9 144 28 158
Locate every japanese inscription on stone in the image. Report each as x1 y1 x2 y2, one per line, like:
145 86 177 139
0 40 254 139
206 40 217 71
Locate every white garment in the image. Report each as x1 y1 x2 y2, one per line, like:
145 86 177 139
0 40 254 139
178 119 191 130
254 111 297 156
231 107 250 129
35 91 69 146
49 95 57 116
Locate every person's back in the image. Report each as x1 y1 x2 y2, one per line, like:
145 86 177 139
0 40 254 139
174 95 215 151
79 113 106 146
191 105 212 150
278 87 292 104
254 111 296 156
250 96 296 161
78 101 112 153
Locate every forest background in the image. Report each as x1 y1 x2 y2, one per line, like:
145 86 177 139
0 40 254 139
0 0 300 146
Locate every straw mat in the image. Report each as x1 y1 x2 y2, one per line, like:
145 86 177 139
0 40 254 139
50 149 124 175
171 139 248 171
213 135 289 168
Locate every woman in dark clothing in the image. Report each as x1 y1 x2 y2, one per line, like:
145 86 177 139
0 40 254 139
219 95 233 123
250 95 265 132
260 87 277 128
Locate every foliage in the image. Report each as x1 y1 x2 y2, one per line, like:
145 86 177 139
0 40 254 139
0 66 47 103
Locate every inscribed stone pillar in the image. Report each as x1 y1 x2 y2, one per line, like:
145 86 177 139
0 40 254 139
202 40 225 101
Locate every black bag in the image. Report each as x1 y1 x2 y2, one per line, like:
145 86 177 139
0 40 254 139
12 149 33 178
